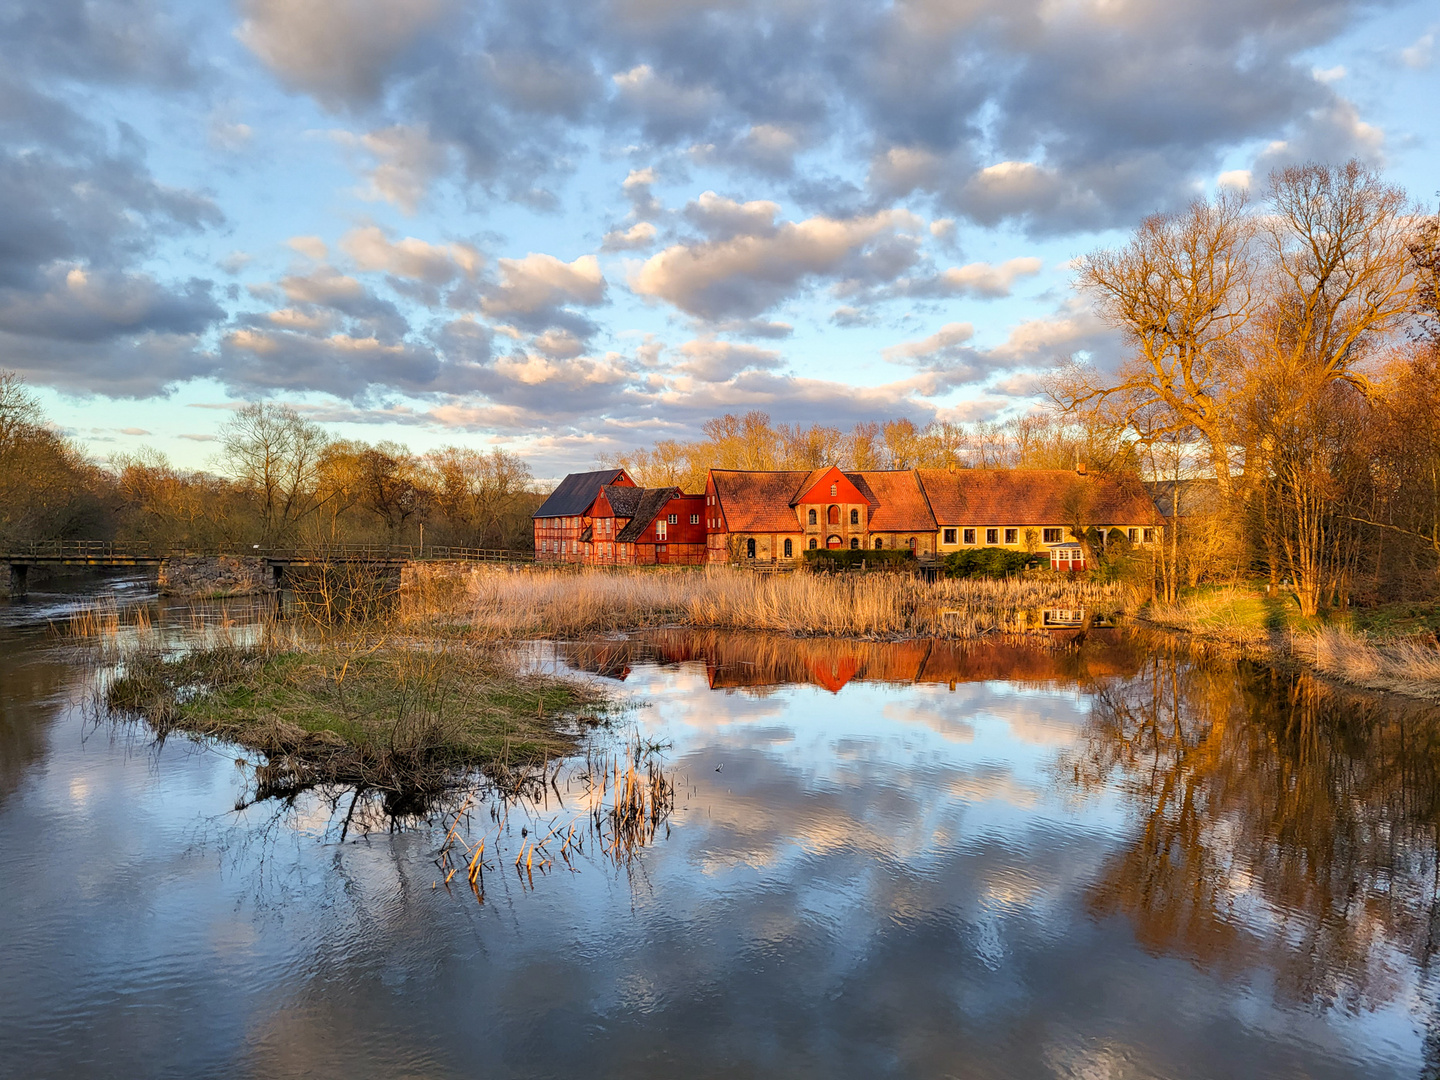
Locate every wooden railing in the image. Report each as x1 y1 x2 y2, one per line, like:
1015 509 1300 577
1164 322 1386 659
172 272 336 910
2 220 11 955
2 540 534 563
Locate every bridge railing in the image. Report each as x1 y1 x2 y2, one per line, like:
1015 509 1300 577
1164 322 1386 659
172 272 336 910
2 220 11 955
2 540 535 563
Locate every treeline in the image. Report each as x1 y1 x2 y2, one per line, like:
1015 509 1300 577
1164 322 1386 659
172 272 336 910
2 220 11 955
0 376 539 552
1056 160 1439 611
607 409 1128 493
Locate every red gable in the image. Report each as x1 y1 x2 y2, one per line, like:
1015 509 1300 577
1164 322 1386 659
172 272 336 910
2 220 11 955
792 465 866 507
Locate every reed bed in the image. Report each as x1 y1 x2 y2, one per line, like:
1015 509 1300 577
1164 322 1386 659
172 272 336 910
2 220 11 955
1302 626 1440 700
403 564 1133 640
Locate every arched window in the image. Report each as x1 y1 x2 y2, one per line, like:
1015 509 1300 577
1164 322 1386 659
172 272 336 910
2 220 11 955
827 505 840 524
826 535 842 548
746 538 756 559
850 508 859 525
907 537 916 551
809 538 817 550
874 538 883 549
807 508 817 525
783 538 793 557
850 537 859 549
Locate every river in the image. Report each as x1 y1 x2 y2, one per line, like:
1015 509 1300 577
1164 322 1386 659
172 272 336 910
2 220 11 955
1 574 1438 1078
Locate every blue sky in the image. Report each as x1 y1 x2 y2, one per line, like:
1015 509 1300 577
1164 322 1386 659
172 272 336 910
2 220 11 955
3 0 1437 481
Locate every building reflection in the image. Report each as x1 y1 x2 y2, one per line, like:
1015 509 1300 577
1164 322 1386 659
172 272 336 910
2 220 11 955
555 629 1144 694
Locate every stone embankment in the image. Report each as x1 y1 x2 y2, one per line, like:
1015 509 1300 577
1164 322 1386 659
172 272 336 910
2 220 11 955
158 556 269 598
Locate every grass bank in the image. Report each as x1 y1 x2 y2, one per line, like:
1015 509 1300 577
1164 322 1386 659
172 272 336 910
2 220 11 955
1139 586 1440 701
403 563 1133 640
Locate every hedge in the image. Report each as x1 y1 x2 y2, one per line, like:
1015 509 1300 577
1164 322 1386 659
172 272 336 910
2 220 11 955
803 548 916 570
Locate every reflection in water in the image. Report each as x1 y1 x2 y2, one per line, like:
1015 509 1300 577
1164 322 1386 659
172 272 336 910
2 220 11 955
556 628 1140 693
1065 646 1440 1025
3 595 1440 1078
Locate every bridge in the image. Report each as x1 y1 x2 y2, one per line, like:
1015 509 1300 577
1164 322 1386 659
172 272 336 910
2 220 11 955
2 540 533 595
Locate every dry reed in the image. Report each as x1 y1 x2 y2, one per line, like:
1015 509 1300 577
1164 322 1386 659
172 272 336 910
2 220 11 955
403 564 1132 640
1303 626 1440 699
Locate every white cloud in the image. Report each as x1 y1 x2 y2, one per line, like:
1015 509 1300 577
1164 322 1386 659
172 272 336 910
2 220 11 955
237 0 449 104
601 221 658 251
631 208 922 319
883 322 975 364
674 338 783 382
287 236 328 261
481 253 606 316
335 125 450 215
340 225 480 283
1217 169 1252 190
939 257 1043 298
1401 30 1434 69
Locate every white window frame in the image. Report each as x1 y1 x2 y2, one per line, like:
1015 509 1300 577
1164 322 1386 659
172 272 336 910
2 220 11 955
1043 528 1063 544
655 521 667 541
943 528 957 544
963 528 976 545
1004 528 1018 544
690 514 699 525
985 528 998 544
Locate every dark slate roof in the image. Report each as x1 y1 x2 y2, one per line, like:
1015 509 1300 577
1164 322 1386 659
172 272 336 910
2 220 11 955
616 488 681 542
533 469 630 518
1145 479 1222 519
600 483 646 518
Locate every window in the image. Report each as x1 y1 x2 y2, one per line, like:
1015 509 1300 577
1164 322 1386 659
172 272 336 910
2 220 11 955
830 483 837 496
808 508 817 525
986 528 998 544
907 537 916 551
850 537 859 549
809 538 818 550
850 508 859 525
783 538 792 557
1043 528 1063 544
1004 528 1018 544
747 538 757 558
1143 528 1155 543
875 538 883 549
963 528 976 545
668 514 677 525
1128 528 1139 543
656 521 667 540
827 505 840 524
943 528 957 544
690 514 699 525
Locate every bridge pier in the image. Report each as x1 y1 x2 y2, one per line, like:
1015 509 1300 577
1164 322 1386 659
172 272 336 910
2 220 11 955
271 563 285 591
8 563 27 597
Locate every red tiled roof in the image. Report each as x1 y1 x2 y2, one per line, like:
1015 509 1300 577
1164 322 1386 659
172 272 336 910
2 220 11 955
710 470 810 532
916 469 1158 526
850 470 936 532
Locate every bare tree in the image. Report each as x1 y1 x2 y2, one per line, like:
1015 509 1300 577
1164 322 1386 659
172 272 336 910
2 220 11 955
218 403 329 547
1059 190 1253 497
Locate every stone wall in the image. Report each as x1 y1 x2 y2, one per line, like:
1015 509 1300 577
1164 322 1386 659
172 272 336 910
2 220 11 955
158 556 269 598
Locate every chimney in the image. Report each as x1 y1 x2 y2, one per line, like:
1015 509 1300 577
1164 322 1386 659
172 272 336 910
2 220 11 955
1076 461 1087 475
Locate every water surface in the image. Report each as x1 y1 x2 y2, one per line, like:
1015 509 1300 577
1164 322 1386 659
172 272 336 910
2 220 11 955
1 578 1438 1078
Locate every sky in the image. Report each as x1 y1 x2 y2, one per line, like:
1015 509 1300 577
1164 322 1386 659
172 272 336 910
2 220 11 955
3 0 1437 482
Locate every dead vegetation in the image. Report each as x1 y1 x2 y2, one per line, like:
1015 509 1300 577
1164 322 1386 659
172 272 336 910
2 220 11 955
403 563 1133 640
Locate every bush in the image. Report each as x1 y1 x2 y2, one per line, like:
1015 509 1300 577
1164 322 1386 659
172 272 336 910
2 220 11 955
942 548 1044 579
803 547 915 570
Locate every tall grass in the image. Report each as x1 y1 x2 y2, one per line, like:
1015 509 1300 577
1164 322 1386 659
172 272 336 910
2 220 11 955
1303 626 1440 699
402 564 1133 640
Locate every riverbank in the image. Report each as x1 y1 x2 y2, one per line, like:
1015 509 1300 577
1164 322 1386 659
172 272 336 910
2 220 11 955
1138 586 1440 701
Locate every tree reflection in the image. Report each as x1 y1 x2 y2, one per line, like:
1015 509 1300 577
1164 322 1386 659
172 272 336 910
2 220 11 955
1063 638 1440 1030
